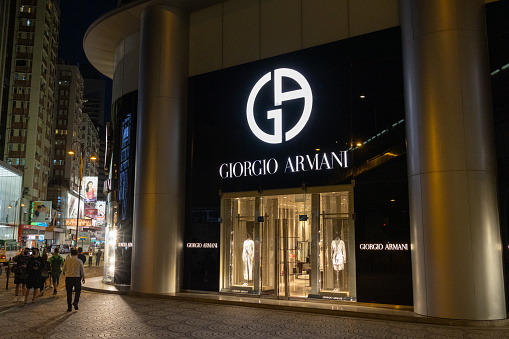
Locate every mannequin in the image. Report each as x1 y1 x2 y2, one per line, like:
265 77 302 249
242 236 254 285
331 236 346 292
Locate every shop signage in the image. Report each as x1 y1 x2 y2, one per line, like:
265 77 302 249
118 242 133 247
21 224 47 231
30 222 48 227
247 68 312 144
186 242 218 249
359 243 409 251
219 150 348 179
65 219 92 227
103 178 114 194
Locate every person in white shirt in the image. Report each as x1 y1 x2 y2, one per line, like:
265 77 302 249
62 249 85 312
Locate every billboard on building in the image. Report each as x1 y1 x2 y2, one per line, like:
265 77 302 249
84 203 97 218
83 176 98 202
67 193 84 219
32 201 52 222
97 201 106 220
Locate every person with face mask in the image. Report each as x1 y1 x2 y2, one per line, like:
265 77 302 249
12 248 30 302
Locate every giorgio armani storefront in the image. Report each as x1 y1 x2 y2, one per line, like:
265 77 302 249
85 0 508 321
186 26 407 303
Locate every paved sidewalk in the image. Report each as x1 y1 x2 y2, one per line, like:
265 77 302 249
1 266 508 338
0 291 508 338
0 270 507 338
0 264 103 311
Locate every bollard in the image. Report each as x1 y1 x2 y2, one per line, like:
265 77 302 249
5 259 10 290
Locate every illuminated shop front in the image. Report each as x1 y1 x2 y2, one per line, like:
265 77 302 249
220 189 356 300
185 27 412 304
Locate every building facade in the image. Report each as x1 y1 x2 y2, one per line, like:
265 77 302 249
48 64 100 246
2 0 59 202
84 0 508 321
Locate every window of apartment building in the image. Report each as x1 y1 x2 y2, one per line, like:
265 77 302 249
22 158 25 166
7 158 11 164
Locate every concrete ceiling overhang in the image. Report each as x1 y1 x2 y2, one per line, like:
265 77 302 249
83 0 223 79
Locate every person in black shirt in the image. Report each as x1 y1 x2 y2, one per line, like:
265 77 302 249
12 248 30 302
24 248 45 303
77 247 86 265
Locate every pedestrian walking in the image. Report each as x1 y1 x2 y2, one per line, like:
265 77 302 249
77 247 86 265
39 252 50 296
12 248 30 302
49 247 64 295
24 248 44 303
95 249 102 266
62 249 85 312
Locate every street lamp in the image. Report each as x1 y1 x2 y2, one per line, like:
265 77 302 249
7 200 24 224
68 142 97 248
8 200 24 245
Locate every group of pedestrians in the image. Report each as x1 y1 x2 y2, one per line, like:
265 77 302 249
11 247 86 312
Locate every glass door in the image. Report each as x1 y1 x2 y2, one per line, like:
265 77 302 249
271 194 312 299
220 187 355 301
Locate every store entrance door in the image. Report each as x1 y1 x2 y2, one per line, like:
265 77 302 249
263 194 312 299
220 187 355 301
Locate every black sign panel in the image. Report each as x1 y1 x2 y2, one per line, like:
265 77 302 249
188 28 404 195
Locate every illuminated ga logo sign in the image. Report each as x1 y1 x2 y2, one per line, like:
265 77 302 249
247 68 313 144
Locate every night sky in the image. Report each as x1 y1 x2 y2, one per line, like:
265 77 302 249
58 1 118 64
58 1 118 121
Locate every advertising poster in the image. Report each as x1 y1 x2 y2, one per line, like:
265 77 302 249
32 201 52 222
83 176 98 202
97 201 106 220
85 203 98 219
67 193 84 219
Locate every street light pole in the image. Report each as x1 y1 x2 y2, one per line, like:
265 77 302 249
75 148 83 248
68 142 97 249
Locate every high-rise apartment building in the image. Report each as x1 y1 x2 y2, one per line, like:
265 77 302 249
51 64 83 190
81 65 107 200
2 0 60 201
48 64 99 233
0 1 16 158
80 112 99 179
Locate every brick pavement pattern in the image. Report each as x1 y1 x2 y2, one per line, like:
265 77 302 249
1 267 508 338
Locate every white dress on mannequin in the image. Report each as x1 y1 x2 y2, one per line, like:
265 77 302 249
331 237 346 271
242 239 254 281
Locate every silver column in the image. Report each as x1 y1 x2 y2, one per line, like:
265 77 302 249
131 5 188 294
400 0 506 319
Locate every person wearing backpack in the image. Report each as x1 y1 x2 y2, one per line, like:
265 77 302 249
48 247 64 295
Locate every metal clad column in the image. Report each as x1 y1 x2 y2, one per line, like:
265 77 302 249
131 5 188 294
400 0 506 319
